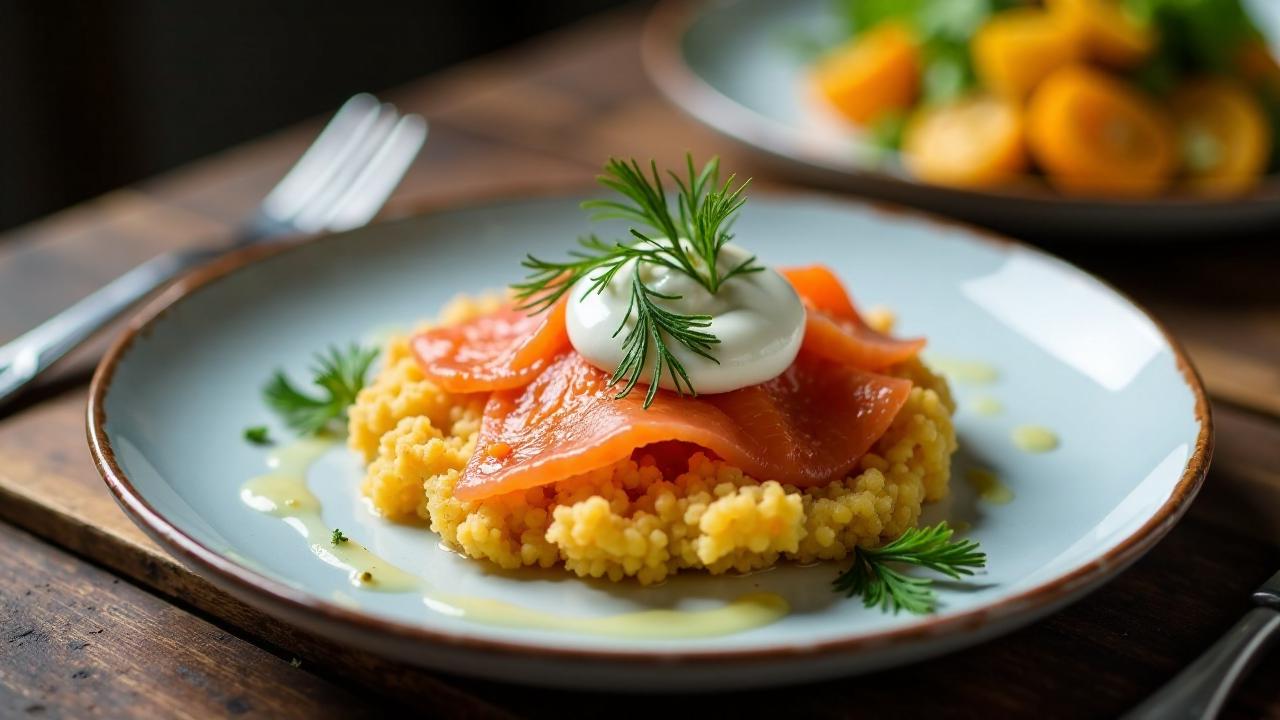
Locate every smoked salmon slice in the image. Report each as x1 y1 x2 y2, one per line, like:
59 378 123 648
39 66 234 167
412 267 921 394
782 265 924 370
410 297 569 393
457 352 911 501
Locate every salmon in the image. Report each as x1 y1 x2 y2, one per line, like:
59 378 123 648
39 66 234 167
411 269 923 501
781 265 925 370
457 352 910 501
412 267 922 394
410 297 569 393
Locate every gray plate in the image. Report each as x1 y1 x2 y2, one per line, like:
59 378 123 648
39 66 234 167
642 0 1280 240
90 194 1210 690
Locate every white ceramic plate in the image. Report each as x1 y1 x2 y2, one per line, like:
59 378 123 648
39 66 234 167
642 0 1280 239
89 193 1210 691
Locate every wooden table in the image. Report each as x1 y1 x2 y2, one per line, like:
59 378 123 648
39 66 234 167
3 7 1279 718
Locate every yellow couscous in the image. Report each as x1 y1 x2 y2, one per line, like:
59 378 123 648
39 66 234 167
348 296 956 585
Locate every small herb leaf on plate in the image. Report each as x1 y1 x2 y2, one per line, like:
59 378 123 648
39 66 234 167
834 522 986 614
243 425 273 445
264 343 378 436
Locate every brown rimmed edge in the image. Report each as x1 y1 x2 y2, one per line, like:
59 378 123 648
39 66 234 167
640 0 1280 211
86 184 1213 667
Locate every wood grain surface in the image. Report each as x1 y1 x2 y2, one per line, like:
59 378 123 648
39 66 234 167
2 6 1279 718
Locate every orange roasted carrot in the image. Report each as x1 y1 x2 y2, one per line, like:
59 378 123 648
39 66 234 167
812 23 920 125
901 95 1028 188
1026 65 1177 196
1172 77 1272 195
972 8 1081 100
1047 0 1155 68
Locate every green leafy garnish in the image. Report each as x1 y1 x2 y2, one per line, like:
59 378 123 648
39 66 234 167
264 344 378 436
243 425 273 445
867 111 909 154
1124 0 1260 73
834 0 1021 107
836 0 923 36
1122 0 1280 169
834 522 986 614
513 155 763 407
330 528 349 545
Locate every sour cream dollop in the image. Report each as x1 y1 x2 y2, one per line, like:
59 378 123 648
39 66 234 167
564 242 806 394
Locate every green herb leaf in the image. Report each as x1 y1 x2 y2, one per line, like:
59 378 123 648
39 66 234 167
243 425 273 445
867 111 909 152
836 0 924 36
609 267 719 407
831 0 1021 110
1123 0 1260 73
331 528 348 545
264 343 378 436
833 522 986 614
513 155 763 407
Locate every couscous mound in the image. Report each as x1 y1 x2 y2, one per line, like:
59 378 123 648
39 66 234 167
348 297 956 585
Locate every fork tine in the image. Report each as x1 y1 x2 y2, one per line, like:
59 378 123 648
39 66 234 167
260 93 381 222
314 114 428 232
289 104 400 233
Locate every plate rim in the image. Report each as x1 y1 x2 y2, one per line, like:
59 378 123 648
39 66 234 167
86 186 1213 665
640 0 1280 210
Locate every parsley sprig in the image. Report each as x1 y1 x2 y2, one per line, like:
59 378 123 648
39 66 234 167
834 522 986 614
513 155 763 406
263 344 378 436
243 425 273 445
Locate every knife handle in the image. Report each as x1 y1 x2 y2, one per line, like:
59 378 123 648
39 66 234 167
1124 606 1280 720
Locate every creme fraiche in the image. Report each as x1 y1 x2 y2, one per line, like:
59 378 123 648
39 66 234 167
564 242 805 394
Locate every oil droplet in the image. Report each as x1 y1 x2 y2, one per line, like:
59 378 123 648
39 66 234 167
1012 425 1059 453
966 468 1014 505
970 395 1003 416
863 305 896 333
928 357 999 384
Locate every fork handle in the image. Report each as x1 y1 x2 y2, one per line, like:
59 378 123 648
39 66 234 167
0 246 219 408
1124 607 1280 720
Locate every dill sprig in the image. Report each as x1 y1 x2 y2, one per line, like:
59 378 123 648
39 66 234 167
512 155 764 406
263 343 378 436
833 522 986 615
610 270 719 407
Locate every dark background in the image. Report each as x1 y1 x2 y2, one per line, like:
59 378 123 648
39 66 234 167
0 0 627 233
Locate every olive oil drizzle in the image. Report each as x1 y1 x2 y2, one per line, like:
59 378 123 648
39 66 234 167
240 439 788 639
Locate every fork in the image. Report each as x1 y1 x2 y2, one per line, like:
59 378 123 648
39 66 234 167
0 93 427 411
1125 569 1280 719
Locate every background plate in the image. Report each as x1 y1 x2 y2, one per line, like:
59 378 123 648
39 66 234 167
643 0 1280 240
90 194 1209 690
